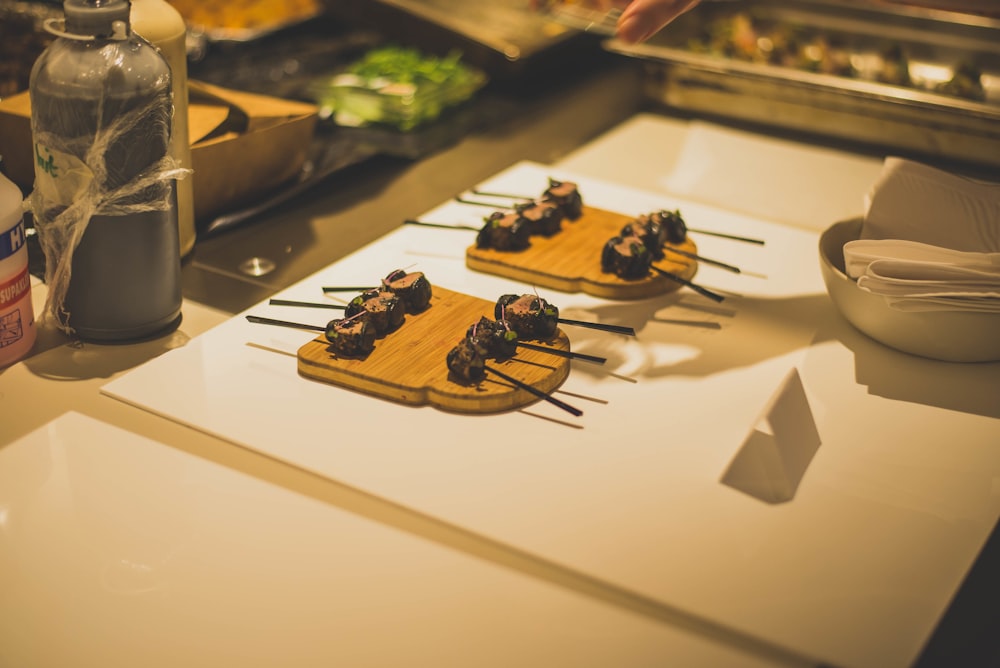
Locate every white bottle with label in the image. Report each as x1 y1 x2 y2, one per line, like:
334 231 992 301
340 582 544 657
0 171 36 367
131 0 196 258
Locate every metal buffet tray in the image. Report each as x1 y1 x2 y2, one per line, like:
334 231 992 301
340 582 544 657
603 0 1000 169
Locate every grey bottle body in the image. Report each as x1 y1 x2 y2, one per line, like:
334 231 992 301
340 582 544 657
29 17 182 342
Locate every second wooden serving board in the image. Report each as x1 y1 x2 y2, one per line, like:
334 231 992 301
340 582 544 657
297 286 572 414
466 205 698 300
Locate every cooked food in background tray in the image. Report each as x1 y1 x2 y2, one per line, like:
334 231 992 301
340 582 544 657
684 10 992 102
602 0 1000 168
168 0 322 40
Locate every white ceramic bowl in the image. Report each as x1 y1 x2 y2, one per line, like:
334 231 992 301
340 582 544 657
819 219 1000 363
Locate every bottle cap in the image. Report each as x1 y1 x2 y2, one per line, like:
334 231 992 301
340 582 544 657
63 0 131 38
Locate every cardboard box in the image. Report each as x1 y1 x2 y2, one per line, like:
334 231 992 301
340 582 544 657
0 81 318 226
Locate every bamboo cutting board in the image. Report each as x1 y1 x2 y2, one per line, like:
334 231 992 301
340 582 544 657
466 205 698 300
297 287 572 414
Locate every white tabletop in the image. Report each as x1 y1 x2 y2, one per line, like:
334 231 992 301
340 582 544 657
1 411 779 668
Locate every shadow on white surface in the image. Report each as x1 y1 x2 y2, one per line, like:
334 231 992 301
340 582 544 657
21 322 192 382
721 369 822 504
820 308 1000 421
585 293 832 381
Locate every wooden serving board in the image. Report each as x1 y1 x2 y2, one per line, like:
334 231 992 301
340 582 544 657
297 287 572 414
466 205 698 300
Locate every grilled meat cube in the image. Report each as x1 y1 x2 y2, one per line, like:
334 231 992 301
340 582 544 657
601 234 653 279
446 337 486 383
477 211 531 251
345 289 405 335
494 294 559 340
542 178 583 221
621 216 668 260
515 200 563 237
324 315 376 357
383 269 433 313
466 316 519 359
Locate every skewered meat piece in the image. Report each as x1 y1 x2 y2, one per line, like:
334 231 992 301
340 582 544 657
542 178 583 221
621 216 668 260
601 234 653 279
466 316 519 359
324 315 376 357
383 269 433 313
477 211 531 251
446 337 486 382
646 209 687 245
515 200 563 237
494 294 559 340
345 289 405 335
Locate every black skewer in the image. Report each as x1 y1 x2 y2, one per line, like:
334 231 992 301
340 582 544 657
461 192 765 245
684 228 765 245
515 342 606 365
266 301 608 364
556 318 635 336
246 315 326 331
455 196 514 209
662 246 742 274
403 219 480 231
651 266 726 303
319 287 376 294
471 189 533 201
485 364 583 417
270 298 346 310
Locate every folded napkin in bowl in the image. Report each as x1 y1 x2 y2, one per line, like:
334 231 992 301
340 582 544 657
844 238 1000 312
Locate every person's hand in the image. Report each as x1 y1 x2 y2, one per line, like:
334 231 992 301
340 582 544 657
615 0 703 44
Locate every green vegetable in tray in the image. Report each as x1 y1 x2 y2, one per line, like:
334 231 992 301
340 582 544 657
348 47 468 85
310 46 487 131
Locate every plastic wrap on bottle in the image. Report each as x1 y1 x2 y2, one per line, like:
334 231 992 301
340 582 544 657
27 0 189 341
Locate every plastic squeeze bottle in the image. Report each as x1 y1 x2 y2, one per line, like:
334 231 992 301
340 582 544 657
28 0 183 342
130 0 196 257
0 171 36 366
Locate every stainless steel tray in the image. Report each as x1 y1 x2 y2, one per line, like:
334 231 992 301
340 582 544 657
603 0 1000 168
